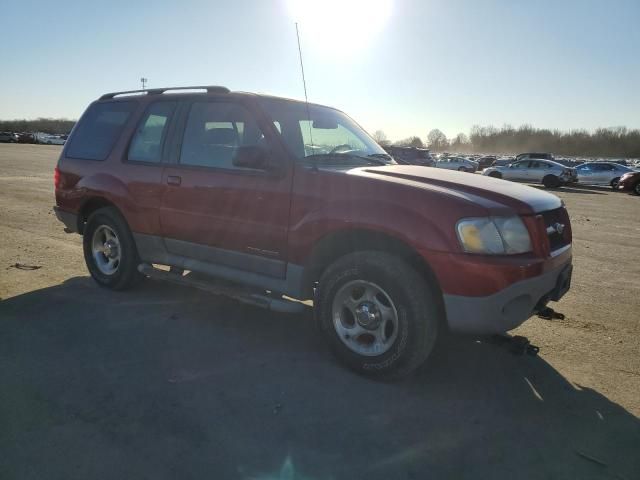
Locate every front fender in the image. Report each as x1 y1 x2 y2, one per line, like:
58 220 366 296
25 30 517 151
287 197 452 265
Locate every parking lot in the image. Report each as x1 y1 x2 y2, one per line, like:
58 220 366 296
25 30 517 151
1 143 638 479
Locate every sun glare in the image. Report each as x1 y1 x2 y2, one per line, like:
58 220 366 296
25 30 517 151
287 0 393 54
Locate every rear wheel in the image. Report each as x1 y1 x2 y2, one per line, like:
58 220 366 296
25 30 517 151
610 177 620 190
542 175 560 188
83 207 142 290
317 251 440 379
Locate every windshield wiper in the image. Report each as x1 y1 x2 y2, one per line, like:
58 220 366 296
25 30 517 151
305 152 388 166
368 153 393 163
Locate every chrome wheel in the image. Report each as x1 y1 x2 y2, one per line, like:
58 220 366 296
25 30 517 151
91 225 121 275
332 280 399 356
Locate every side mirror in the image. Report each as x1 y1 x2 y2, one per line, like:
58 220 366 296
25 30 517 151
232 145 272 170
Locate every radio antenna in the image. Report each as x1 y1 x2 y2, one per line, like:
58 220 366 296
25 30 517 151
295 22 315 163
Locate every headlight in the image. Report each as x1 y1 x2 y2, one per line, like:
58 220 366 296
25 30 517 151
456 216 532 254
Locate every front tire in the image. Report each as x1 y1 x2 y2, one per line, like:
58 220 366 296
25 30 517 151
83 207 142 290
489 171 502 179
634 182 640 196
611 177 620 190
542 175 560 188
317 251 440 379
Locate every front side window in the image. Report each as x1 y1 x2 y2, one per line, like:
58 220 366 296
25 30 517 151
128 102 176 163
66 101 136 160
180 102 266 170
258 98 392 167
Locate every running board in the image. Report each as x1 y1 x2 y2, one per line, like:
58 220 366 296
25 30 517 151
137 263 306 314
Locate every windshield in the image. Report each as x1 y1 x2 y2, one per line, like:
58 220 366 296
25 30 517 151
258 98 392 166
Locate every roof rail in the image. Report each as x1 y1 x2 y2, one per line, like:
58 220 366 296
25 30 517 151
99 85 230 100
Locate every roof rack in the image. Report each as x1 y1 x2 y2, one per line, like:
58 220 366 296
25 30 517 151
99 85 230 100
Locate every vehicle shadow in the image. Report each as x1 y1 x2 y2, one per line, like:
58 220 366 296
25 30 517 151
1 277 638 480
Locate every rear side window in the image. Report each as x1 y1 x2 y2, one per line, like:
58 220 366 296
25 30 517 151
128 102 176 163
66 102 136 160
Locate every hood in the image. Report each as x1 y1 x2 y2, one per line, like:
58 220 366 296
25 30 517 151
349 165 562 214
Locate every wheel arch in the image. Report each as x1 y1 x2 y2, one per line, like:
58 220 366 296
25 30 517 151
78 197 124 234
302 228 444 305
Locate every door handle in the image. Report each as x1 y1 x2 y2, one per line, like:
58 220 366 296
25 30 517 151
167 175 181 186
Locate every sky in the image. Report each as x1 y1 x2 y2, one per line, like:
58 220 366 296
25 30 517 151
1 0 639 140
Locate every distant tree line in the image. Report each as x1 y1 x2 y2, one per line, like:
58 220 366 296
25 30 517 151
377 125 640 158
0 118 75 135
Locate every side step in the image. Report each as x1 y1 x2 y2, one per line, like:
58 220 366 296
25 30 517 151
137 263 307 314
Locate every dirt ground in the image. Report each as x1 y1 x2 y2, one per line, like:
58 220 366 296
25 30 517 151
1 144 638 480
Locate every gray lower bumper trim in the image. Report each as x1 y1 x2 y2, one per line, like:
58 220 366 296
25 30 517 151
443 259 571 334
54 207 79 233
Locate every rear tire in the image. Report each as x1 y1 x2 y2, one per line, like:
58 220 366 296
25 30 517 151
542 175 560 188
317 251 441 379
83 207 142 290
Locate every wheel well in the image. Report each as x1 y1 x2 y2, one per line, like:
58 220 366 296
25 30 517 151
303 229 442 300
78 197 118 233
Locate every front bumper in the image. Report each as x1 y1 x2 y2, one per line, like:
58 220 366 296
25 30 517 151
443 254 572 334
54 206 79 233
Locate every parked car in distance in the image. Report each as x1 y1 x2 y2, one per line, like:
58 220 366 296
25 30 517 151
54 85 573 378
476 156 496 169
384 146 434 166
515 152 555 162
492 157 514 167
42 134 67 145
575 162 635 189
618 171 640 195
0 132 18 143
17 132 36 143
483 158 578 188
434 156 478 172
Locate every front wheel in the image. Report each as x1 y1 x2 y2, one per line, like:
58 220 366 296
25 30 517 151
317 251 441 379
489 171 502 179
458 166 467 172
83 207 142 290
634 182 640 196
610 177 620 190
542 175 560 188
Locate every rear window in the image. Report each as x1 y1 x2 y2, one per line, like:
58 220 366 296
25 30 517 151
66 101 136 160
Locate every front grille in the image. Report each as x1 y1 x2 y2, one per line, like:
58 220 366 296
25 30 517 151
540 207 571 251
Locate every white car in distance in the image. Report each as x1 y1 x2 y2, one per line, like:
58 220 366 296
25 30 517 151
434 156 478 172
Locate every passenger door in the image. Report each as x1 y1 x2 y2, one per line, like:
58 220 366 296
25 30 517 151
525 161 547 182
159 98 292 278
576 164 594 184
505 161 528 180
593 163 615 184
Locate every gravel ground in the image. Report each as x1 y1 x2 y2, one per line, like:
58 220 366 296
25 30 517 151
1 144 638 480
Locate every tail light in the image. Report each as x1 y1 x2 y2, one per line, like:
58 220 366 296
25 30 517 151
54 167 61 189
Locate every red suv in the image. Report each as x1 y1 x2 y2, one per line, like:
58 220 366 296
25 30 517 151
54 86 573 378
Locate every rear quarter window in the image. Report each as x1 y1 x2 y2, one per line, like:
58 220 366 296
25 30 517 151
66 101 136 160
